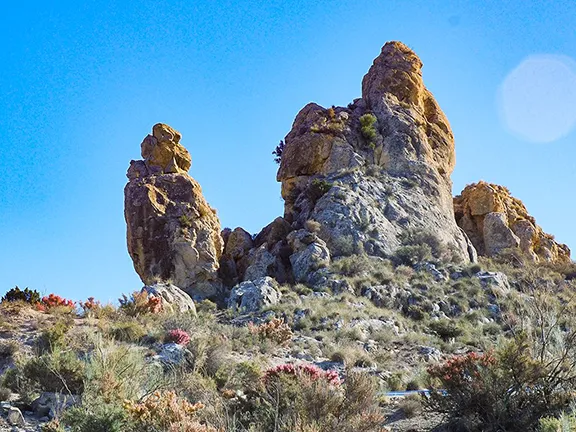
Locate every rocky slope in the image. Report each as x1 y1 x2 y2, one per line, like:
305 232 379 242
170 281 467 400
124 124 223 300
454 181 570 263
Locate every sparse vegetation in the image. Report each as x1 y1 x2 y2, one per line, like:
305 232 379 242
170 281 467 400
359 113 378 148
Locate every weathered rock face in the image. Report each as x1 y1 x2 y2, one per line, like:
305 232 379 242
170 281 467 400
277 41 474 262
454 181 570 263
125 124 223 300
227 277 282 313
142 283 197 315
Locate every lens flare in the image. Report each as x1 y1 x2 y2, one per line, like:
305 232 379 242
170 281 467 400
498 54 576 143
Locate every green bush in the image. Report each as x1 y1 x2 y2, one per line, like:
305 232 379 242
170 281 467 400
2 286 40 304
63 400 131 432
394 244 433 266
307 178 332 203
107 320 146 343
359 113 377 146
428 319 463 341
23 348 85 394
38 319 73 353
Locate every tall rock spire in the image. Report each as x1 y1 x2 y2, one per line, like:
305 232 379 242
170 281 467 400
124 124 223 300
276 41 476 262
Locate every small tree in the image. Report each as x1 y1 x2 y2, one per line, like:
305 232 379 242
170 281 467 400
272 140 285 165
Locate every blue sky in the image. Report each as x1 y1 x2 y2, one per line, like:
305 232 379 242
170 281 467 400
1 0 575 302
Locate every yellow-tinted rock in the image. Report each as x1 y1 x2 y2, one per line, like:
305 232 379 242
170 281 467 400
125 125 223 299
141 123 191 174
454 181 570 263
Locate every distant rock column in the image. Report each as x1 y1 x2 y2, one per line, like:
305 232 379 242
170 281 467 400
124 123 223 300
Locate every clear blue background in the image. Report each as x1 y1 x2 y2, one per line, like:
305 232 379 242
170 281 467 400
1 0 575 302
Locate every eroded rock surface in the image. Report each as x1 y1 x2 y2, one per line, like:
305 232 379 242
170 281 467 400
454 181 570 262
125 124 223 300
276 41 474 262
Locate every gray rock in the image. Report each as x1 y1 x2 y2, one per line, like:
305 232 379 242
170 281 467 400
154 343 194 367
418 346 442 362
483 212 520 256
415 262 448 282
244 245 276 281
475 271 510 295
7 406 24 426
31 392 78 419
142 283 196 315
287 230 331 283
227 277 282 313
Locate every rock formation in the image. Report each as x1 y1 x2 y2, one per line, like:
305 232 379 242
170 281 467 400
276 41 475 262
124 124 223 300
454 181 570 263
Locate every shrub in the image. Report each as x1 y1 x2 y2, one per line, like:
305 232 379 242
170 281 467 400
41 294 75 309
307 178 332 203
0 386 10 402
23 348 85 394
79 297 116 319
107 320 146 343
1 286 41 304
166 329 191 346
38 320 72 353
248 318 293 346
426 340 575 432
394 244 433 266
123 390 216 432
251 368 384 432
264 363 340 386
359 113 378 146
428 319 463 342
273 140 285 165
305 219 321 233
0 340 19 360
63 400 131 432
119 291 162 317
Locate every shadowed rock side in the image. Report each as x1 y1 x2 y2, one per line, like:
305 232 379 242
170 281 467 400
276 41 475 263
124 124 223 300
454 181 570 263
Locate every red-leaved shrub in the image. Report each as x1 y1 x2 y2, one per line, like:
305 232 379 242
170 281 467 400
264 363 340 386
165 329 191 346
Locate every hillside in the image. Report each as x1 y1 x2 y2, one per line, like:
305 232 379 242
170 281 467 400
1 41 575 432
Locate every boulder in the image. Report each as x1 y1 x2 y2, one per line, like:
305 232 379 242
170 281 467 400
125 124 223 300
31 392 79 419
227 277 282 313
286 229 331 283
142 283 196 315
454 181 570 262
154 343 194 368
219 227 254 286
7 406 24 426
276 41 475 263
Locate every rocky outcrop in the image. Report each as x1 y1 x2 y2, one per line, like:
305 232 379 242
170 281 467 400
276 41 474 262
454 181 570 262
124 124 223 300
227 277 282 313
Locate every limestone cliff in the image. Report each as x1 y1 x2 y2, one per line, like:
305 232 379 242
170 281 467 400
124 124 223 300
454 181 570 263
276 41 475 263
